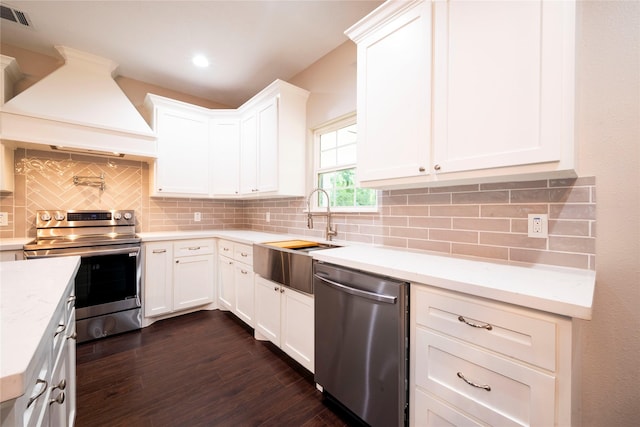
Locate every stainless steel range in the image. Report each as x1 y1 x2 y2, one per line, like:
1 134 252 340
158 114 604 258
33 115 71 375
24 210 142 343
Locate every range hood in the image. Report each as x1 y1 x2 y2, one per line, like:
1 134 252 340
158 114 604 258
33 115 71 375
0 46 156 159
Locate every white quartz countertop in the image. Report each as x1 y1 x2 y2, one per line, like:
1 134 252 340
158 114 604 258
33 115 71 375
137 230 595 319
0 256 80 402
312 245 595 320
0 238 32 251
137 230 304 245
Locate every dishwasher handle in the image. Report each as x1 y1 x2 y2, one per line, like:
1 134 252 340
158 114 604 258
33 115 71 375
314 274 397 304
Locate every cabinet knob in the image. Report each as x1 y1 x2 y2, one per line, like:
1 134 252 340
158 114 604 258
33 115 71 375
274 287 279 292
158 188 163 192
49 392 66 406
53 379 66 391
419 166 426 172
280 288 285 293
434 164 441 171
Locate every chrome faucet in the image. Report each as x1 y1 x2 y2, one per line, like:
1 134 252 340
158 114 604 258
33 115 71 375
306 188 337 241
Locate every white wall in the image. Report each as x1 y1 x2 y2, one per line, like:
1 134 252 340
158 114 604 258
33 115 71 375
576 0 640 424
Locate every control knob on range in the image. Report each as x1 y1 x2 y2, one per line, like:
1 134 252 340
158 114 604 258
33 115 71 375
54 212 65 221
40 212 52 221
123 212 133 220
114 212 122 220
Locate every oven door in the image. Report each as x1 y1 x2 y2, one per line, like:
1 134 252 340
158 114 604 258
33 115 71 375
24 244 141 320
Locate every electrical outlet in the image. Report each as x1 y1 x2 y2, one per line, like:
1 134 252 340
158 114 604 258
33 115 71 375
194 212 201 222
528 214 548 238
266 212 270 223
0 212 8 226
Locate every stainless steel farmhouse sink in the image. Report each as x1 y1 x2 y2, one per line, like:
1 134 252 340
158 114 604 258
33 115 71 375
253 240 341 294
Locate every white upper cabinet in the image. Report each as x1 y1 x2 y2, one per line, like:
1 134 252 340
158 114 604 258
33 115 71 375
144 94 211 196
348 0 432 183
210 115 241 196
346 0 577 188
145 79 308 199
240 97 279 195
237 80 309 198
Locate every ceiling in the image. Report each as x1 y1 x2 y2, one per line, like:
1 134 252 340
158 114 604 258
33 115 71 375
0 0 382 107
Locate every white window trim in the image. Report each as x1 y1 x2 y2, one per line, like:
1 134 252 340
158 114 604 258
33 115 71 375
310 113 379 213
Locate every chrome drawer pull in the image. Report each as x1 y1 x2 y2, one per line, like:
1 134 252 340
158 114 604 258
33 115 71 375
458 315 493 331
188 246 201 250
152 249 166 254
27 379 48 408
457 372 491 391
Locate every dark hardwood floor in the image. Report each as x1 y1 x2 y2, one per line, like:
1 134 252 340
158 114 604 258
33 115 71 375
76 310 359 427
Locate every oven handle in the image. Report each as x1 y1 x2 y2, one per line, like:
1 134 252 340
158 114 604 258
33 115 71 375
25 245 141 259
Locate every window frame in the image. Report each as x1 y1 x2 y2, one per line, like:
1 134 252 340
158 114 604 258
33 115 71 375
311 113 378 213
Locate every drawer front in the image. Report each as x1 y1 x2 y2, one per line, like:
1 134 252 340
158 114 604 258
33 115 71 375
174 239 214 257
415 328 555 427
414 286 558 371
414 388 484 427
233 243 253 265
21 348 51 427
218 239 234 257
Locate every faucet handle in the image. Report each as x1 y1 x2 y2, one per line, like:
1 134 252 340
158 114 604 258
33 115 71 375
326 224 338 240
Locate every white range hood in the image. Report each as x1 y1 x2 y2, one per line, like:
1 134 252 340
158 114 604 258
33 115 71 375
0 46 156 159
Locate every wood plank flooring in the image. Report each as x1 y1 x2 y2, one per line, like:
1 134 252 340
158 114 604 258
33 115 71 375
76 310 361 427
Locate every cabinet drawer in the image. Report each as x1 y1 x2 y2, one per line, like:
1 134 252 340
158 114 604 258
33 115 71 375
414 388 484 427
415 328 555 427
218 239 234 257
233 243 253 265
173 239 214 257
20 347 51 427
414 285 558 371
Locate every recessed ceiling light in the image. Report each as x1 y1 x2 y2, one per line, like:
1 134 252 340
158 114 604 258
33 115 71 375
192 54 209 68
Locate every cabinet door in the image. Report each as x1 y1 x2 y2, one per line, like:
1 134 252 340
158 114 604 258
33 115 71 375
239 113 258 194
173 254 214 311
254 276 282 346
256 98 278 193
281 288 314 372
432 0 571 173
218 256 235 311
210 117 241 196
144 242 173 317
154 107 210 195
354 0 432 183
234 262 255 326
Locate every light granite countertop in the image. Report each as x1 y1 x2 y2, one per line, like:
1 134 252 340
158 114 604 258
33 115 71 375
0 256 80 402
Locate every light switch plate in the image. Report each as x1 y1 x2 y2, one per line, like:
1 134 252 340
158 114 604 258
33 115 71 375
0 212 8 226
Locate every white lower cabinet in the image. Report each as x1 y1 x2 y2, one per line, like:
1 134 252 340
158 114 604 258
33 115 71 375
0 250 23 261
254 276 314 373
1 283 76 427
217 240 255 327
410 284 576 427
144 239 215 319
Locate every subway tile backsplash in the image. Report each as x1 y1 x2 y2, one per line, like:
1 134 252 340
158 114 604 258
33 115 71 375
1 149 595 270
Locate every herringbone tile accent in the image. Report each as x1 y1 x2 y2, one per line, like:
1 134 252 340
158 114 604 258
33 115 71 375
17 151 143 233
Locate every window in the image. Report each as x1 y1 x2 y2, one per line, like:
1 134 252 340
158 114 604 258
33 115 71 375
312 114 377 211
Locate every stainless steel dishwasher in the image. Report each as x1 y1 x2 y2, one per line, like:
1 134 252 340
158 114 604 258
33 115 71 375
314 261 409 427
